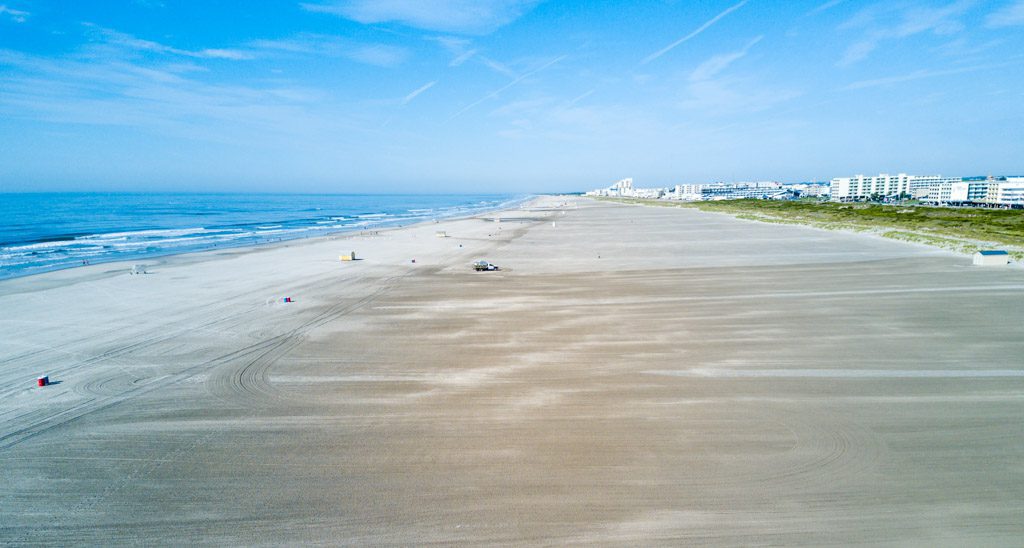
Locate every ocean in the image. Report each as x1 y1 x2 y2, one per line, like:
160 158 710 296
0 193 529 279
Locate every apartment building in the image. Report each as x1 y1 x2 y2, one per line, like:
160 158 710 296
831 173 958 202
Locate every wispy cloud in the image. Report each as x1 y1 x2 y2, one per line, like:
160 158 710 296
425 35 477 67
83 24 253 60
837 1 976 66
430 36 471 52
477 54 517 77
567 88 595 106
449 49 476 66
678 37 798 115
200 48 252 60
446 54 567 121
344 44 408 66
0 47 345 145
689 35 762 82
842 63 1003 90
249 33 409 67
681 78 801 116
986 0 1024 27
641 1 747 65
301 0 540 35
0 4 29 23
807 0 845 16
402 80 437 104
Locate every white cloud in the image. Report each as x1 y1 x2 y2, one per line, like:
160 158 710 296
567 89 595 106
681 77 801 115
838 40 879 66
0 47 340 142
250 34 409 67
689 36 762 82
642 1 747 65
344 44 409 67
301 0 540 34
678 37 800 116
430 36 471 52
836 1 975 66
843 63 1002 90
199 48 253 60
808 0 845 16
0 5 29 23
986 0 1024 27
424 36 477 66
476 54 517 77
449 49 476 66
447 54 566 121
83 25 252 61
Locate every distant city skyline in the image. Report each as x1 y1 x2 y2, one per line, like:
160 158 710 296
1 1 1023 193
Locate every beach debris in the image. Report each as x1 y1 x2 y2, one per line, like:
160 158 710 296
130 264 147 275
37 375 49 387
283 297 293 303
473 260 499 271
340 251 357 261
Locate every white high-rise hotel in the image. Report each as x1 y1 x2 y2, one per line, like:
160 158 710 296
829 173 959 201
830 173 1024 206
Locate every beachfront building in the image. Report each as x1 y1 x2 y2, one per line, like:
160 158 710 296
672 185 702 201
830 173 965 202
585 178 674 199
699 182 785 200
585 178 635 197
928 180 970 204
924 177 1024 207
989 178 1024 207
586 179 793 202
830 172 1024 207
786 182 830 197
665 181 786 201
830 173 914 201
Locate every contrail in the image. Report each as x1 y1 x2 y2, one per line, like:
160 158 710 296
446 54 567 122
402 80 437 104
641 1 747 65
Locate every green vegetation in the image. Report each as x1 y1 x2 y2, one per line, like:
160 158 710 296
599 197 1024 257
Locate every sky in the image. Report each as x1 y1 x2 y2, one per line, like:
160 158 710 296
0 0 1022 193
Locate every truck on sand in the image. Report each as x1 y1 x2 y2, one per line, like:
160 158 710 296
473 260 499 271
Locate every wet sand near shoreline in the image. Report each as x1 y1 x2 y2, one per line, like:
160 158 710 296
2 197 1023 545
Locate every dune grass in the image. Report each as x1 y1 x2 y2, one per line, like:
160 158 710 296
600 197 1024 258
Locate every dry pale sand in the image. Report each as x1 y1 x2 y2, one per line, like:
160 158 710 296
2 196 1024 546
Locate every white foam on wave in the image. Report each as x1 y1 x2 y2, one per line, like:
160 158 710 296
3 239 83 252
77 227 212 240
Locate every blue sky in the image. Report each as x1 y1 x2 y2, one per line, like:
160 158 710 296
0 1 1022 193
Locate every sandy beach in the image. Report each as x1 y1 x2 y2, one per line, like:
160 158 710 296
2 196 1024 545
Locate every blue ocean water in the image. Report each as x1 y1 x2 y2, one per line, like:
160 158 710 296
0 193 529 279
